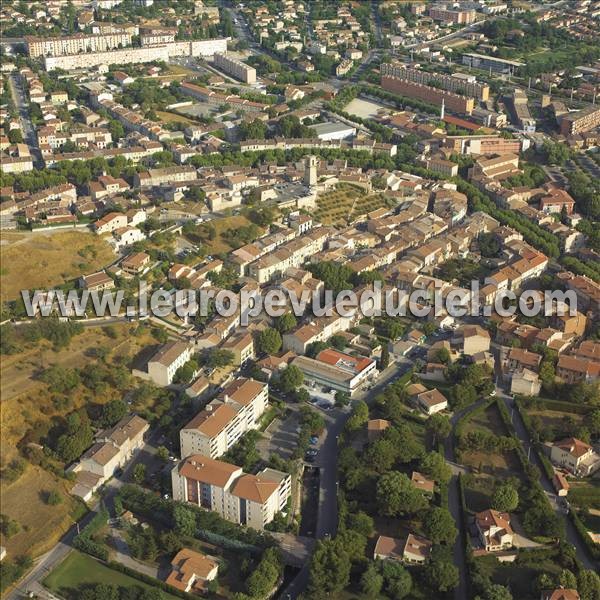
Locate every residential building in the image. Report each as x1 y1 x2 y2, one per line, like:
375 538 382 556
556 355 600 384
381 64 489 100
505 348 542 373
549 437 600 477
25 32 134 57
541 591 580 600
221 331 255 367
367 418 390 441
171 454 291 530
134 166 197 188
80 271 114 292
453 325 490 356
165 548 218 594
429 4 476 24
180 378 268 459
559 105 600 137
147 342 193 386
373 534 432 564
93 212 128 234
214 53 257 84
475 509 514 552
121 252 150 275
406 383 448 415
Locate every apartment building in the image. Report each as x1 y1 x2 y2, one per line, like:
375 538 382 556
559 104 600 136
381 64 489 101
443 135 523 156
180 378 268 459
171 454 291 530
429 4 476 24
470 153 520 180
134 166 197 188
510 89 536 133
26 32 133 57
214 53 257 84
147 341 193 386
381 75 475 115
140 27 177 46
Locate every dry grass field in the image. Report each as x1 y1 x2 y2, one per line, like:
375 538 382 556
315 185 392 226
0 230 114 302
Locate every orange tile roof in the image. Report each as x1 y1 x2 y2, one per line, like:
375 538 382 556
554 437 592 459
178 454 241 487
230 473 279 504
183 404 239 438
166 548 217 592
220 378 265 407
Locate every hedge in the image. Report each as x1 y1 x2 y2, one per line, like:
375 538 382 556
568 510 600 562
73 507 109 561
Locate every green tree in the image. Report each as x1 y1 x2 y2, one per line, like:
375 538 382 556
360 563 383 598
376 471 428 517
45 490 62 505
492 483 519 512
419 452 451 484
279 364 304 393
132 464 146 484
256 328 282 355
156 446 170 462
173 504 196 537
426 559 459 593
367 438 397 473
577 569 600 600
423 507 457 544
346 511 374 537
100 399 127 427
276 312 297 333
307 539 351 597
382 561 412 599
427 413 451 443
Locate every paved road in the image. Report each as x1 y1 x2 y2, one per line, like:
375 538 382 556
499 390 598 571
8 73 41 167
278 360 413 599
444 398 488 600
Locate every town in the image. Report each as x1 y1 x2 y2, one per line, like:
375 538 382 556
0 1 599 600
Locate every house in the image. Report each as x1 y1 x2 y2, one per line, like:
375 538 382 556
165 548 218 593
475 509 514 552
93 211 128 234
549 437 600 477
454 325 490 356
256 352 296 380
185 376 211 401
505 348 542 373
180 378 268 459
411 471 434 495
556 355 600 384
221 331 254 367
402 533 433 564
146 342 193 386
373 535 403 561
121 252 150 275
407 329 426 344
540 590 580 600
171 454 291 530
71 414 149 501
406 383 448 415
367 419 390 441
80 271 114 292
510 368 541 396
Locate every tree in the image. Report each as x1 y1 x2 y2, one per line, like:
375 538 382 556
337 529 367 562
206 348 234 369
0 514 20 538
173 504 196 537
100 399 127 427
480 584 513 600
426 560 459 593
380 344 390 369
279 364 304 394
346 400 369 431
492 483 519 512
419 452 451 484
427 413 451 443
132 464 146 484
307 539 351 597
346 511 374 537
558 569 578 590
256 328 282 355
45 490 62 505
435 347 451 364
367 438 397 473
382 561 412 599
577 569 600 600
376 471 428 517
423 507 457 544
276 312 297 333
360 563 383 598
156 446 169 462
40 365 80 394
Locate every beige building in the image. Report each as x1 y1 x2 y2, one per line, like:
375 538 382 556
171 455 291 530
549 438 600 477
475 509 514 552
214 53 257 84
147 342 193 386
454 324 490 356
180 378 268 459
26 32 134 57
165 548 218 593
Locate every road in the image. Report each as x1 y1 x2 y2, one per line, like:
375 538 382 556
278 360 414 599
8 73 41 167
444 398 488 600
499 390 598 571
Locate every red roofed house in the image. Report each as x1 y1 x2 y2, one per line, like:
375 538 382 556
165 548 218 593
540 590 580 600
549 437 600 477
475 509 514 552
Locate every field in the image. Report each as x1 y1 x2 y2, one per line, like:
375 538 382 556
0 323 156 556
0 466 86 558
314 185 394 226
44 551 181 600
344 97 389 120
460 402 522 476
156 110 198 125
184 214 266 254
0 230 114 302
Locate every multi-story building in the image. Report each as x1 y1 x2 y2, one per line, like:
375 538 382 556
171 454 291 529
26 32 134 57
214 53 257 84
429 4 476 24
180 378 268 459
140 27 177 46
549 437 600 477
559 105 600 136
510 89 536 133
134 166 197 188
381 75 475 115
381 64 489 101
147 342 193 386
474 509 514 552
442 135 524 156
462 52 524 75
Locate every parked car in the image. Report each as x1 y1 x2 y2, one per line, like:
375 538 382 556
309 436 319 445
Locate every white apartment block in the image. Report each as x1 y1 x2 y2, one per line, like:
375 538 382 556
26 32 134 57
214 53 257 84
146 342 193 386
171 455 291 530
180 378 268 459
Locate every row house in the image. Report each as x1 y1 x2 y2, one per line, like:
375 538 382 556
556 355 600 384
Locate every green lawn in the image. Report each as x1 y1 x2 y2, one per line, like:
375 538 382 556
44 551 180 600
